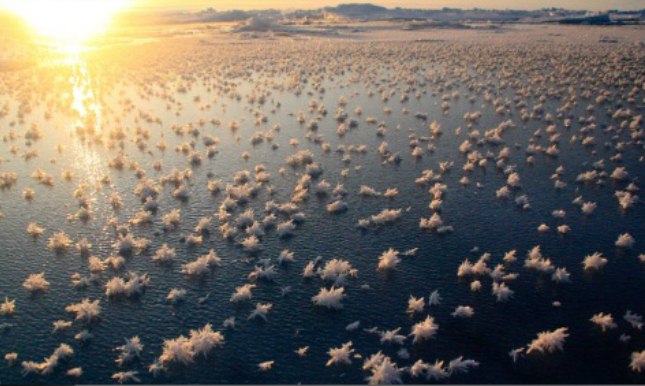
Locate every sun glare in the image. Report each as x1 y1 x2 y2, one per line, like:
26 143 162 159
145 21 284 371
1 0 129 45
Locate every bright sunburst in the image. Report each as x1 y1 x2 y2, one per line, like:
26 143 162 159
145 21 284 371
1 0 129 44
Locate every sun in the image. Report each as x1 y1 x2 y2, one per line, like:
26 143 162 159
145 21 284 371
1 0 130 45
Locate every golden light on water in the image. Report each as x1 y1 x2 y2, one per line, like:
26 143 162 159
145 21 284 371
0 0 129 46
66 52 107 187
0 0 122 138
0 0 122 188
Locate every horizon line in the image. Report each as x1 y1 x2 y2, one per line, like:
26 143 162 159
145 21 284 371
125 4 644 13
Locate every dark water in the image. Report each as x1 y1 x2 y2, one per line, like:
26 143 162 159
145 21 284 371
0 48 644 385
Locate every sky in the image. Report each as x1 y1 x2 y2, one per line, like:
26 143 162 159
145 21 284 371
135 0 645 11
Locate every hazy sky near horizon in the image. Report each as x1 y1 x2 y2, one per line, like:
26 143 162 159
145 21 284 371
135 0 644 11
